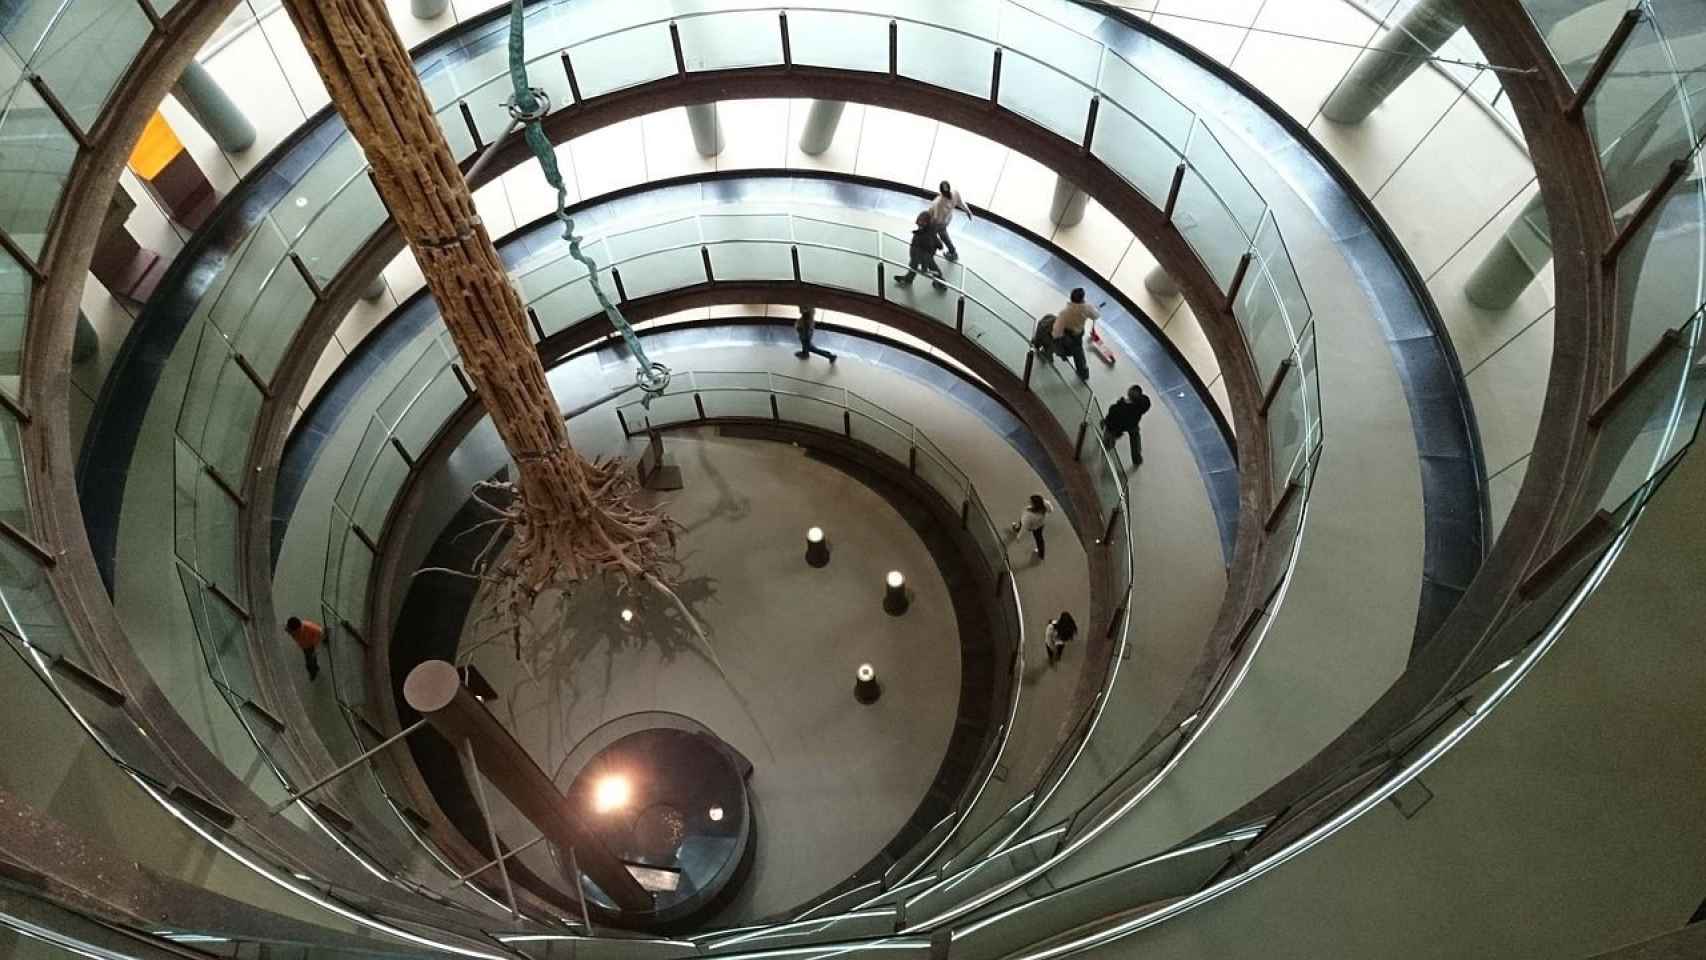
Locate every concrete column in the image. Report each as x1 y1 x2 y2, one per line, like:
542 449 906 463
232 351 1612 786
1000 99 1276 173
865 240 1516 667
361 275 387 303
1143 264 1180 299
403 661 650 911
798 100 847 156
173 61 257 154
411 0 451 17
1321 0 1465 124
1050 178 1088 228
1465 194 1550 310
686 103 724 158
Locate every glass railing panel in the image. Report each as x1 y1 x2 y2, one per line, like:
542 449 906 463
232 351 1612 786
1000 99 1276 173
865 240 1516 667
175 329 264 483
394 365 468 459
1185 122 1267 237
567 22 676 100
606 216 700 261
173 437 243 605
785 9 889 73
1 245 26 397
0 401 29 535
914 443 967 511
903 824 1064 925
774 392 844 435
516 249 590 300
798 243 879 296
1252 210 1312 333
1569 310 1701 530
434 97 478 161
293 173 390 286
175 563 260 708
230 257 317 386
28 0 148 131
1235 265 1294 386
1088 101 1179 207
884 266 960 330
997 49 1093 146
0 2 57 53
850 411 914 467
1613 165 1704 374
708 239 793 282
793 215 878 253
629 389 699 427
1090 434 1124 517
0 537 71 656
202 220 290 341
940 792 1033 875
896 21 995 101
269 132 366 243
701 909 899 956
331 519 375 632
1581 13 1700 213
959 271 1034 378
953 827 1258 960
614 243 707 299
1030 360 1093 436
377 335 453 428
677 10 785 72
1268 330 1319 497
335 416 390 519
702 212 792 242
1095 49 1193 150
1173 166 1250 290
0 77 76 259
353 439 411 538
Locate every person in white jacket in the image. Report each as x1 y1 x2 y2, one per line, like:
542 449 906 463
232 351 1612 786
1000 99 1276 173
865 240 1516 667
1010 494 1051 560
928 180 972 261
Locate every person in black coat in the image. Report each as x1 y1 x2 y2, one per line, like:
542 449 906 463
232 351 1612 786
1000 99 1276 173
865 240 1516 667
893 211 947 290
1103 384 1152 468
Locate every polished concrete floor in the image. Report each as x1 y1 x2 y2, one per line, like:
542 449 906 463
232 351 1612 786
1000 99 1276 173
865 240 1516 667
461 432 962 920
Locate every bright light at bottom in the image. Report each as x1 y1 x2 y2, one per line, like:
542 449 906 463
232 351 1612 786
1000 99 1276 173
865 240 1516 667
592 775 631 813
807 526 824 543
620 608 634 623
858 663 876 682
708 806 724 822
886 571 904 588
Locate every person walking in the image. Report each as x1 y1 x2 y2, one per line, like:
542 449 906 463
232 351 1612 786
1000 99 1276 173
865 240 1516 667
286 616 325 682
928 180 972 262
1051 288 1100 381
794 305 837 362
1103 383 1152 469
1044 611 1078 665
1009 494 1051 560
893 211 948 290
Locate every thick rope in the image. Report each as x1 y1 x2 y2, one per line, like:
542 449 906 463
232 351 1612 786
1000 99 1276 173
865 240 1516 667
507 0 668 395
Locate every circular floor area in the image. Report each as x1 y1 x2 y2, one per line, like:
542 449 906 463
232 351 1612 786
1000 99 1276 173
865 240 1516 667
462 431 961 920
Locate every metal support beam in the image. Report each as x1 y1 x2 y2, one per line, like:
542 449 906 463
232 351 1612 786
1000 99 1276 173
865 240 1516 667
403 661 651 911
268 718 428 815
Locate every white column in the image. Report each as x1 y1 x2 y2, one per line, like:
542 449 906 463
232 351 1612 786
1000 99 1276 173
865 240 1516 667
686 103 725 158
1143 264 1180 299
1050 178 1088 228
798 100 847 155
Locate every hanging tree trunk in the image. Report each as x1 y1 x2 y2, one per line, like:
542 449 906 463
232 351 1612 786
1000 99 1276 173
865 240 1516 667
280 0 676 606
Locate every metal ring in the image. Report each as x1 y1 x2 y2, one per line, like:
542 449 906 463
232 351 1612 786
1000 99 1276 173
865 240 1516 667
636 362 671 394
507 87 551 123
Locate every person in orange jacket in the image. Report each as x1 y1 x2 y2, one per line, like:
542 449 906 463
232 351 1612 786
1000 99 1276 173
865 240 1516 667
285 616 325 682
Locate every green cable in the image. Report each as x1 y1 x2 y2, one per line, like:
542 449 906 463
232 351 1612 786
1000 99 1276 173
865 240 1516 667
506 0 669 395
